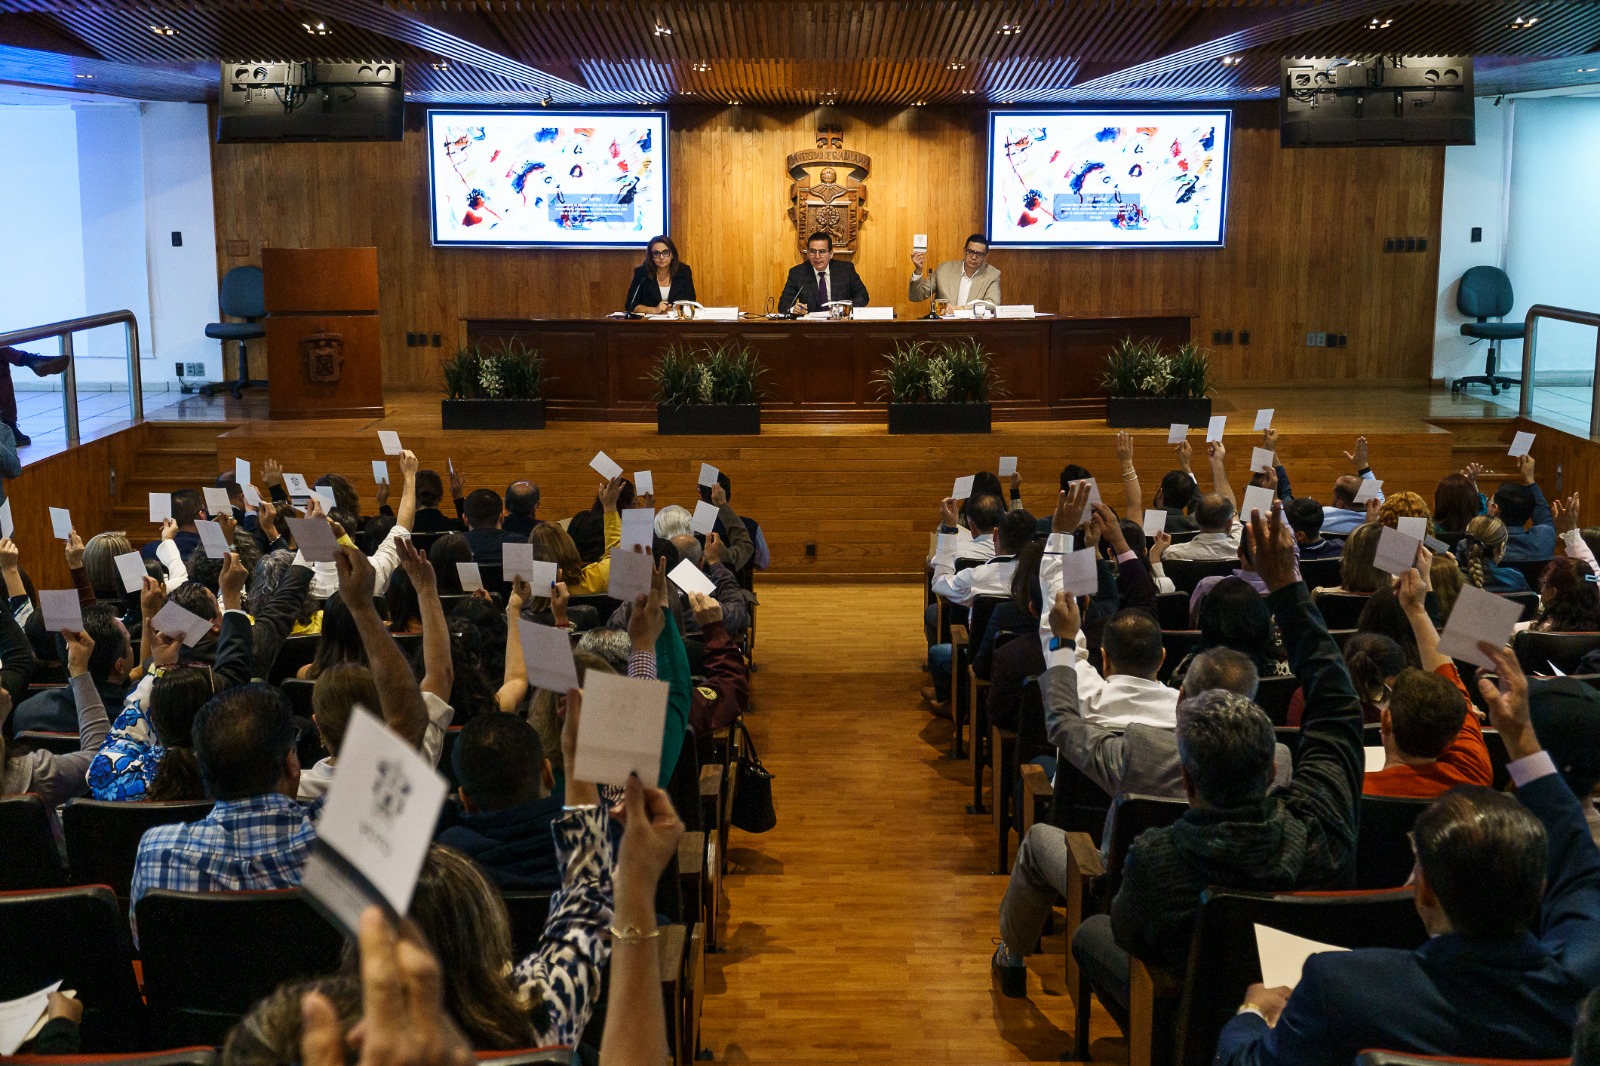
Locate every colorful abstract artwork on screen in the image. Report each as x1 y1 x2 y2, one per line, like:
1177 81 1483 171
986 110 1231 248
427 110 668 248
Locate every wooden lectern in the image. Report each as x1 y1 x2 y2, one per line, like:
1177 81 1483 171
262 247 384 419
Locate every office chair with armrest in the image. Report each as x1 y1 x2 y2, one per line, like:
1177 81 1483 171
202 266 268 399
1450 266 1524 397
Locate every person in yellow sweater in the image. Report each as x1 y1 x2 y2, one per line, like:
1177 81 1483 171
529 476 625 596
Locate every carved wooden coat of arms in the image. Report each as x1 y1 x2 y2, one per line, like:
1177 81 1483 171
787 125 869 256
301 332 344 383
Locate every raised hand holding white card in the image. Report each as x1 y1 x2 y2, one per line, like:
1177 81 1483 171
1142 508 1167 538
517 618 580 693
571 669 669 787
1436 585 1524 669
621 507 654 551
998 456 1018 477
528 560 559 589
282 473 310 497
634 470 654 495
1207 415 1227 443
235 457 250 486
285 517 340 562
152 599 213 646
1168 423 1188 445
1060 547 1099 597
698 462 720 487
608 547 654 601
456 561 483 592
149 493 172 523
195 519 230 559
951 475 975 501
1353 478 1384 504
39 590 83 634
668 558 716 596
48 507 72 541
502 542 535 583
313 485 338 510
1397 516 1428 541
589 450 623 481
114 551 147 594
691 499 719 535
377 430 403 456
1254 408 1275 431
0 499 11 539
1250 447 1276 473
202 486 232 515
1372 525 1423 576
1241 484 1275 521
372 460 389 485
242 484 262 508
1509 430 1536 457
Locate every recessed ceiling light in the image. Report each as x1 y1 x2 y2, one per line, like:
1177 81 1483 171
654 22 672 36
302 19 330 35
1578 67 1599 73
727 99 740 105
960 88 978 95
430 60 449 71
996 23 1021 36
681 89 697 95
948 61 966 71
1366 17 1393 30
1220 55 1242 66
691 61 710 72
913 100 926 106
75 72 94 78
149 23 177 36
1507 14 1539 28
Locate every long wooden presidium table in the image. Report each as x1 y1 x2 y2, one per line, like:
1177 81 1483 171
465 313 1191 424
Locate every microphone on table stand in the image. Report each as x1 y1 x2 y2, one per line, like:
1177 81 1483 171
621 273 644 320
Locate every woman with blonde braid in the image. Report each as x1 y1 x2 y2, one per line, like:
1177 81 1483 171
1455 514 1529 593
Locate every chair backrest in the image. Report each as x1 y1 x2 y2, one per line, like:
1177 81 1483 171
1159 631 1202 682
500 889 556 964
1499 590 1540 623
0 885 148 1051
1457 265 1514 320
218 265 266 320
1507 558 1555 587
12 730 79 756
1252 675 1301 726
567 593 622 621
136 888 345 1047
664 724 704 834
1482 728 1511 790
61 799 215 910
1162 559 1237 593
1311 590 1371 629
967 595 1008 656
1512 630 1600 677
0 794 67 890
2 1050 222 1066
1015 676 1052 765
1356 794 1432 888
439 724 466 789
1173 887 1427 1065
1355 1052 1570 1066
1100 794 1188 893
1154 591 1190 631
476 562 506 592
1296 557 1342 591
280 677 316 719
266 635 320 685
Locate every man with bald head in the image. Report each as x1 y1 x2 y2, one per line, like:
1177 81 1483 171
1322 435 1384 536
504 480 540 537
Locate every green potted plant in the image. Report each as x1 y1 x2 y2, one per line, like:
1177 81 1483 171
440 340 547 430
650 341 765 435
874 338 1001 434
1101 337 1213 427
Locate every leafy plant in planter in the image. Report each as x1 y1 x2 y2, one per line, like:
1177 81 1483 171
1100 337 1215 427
649 342 765 434
874 339 1002 433
440 341 547 429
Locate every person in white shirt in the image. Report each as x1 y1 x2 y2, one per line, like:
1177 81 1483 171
1045 607 1178 729
925 508 1035 706
1161 440 1241 563
1322 436 1385 536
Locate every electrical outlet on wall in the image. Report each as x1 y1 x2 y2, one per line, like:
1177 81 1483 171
185 362 206 377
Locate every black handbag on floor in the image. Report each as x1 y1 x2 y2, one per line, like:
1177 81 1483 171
730 720 776 834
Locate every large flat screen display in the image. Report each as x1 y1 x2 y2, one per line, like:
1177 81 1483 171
427 110 668 248
986 110 1231 248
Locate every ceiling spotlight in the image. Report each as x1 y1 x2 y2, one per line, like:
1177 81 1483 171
913 100 926 106
960 88 978 94
636 100 648 106
540 91 553 106
1366 17 1393 29
1507 14 1539 28
75 72 94 78
996 23 1021 36
1577 67 1599 73
430 60 449 71
149 23 177 36
1220 55 1242 66
691 61 710 72
302 19 330 35
654 22 672 36
948 61 966 70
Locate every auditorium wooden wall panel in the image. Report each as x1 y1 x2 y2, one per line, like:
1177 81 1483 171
210 102 1442 393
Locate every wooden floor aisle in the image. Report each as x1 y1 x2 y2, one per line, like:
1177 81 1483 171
700 583 1125 1064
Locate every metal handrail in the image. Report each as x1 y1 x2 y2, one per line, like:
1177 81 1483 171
1518 304 1600 436
0 310 144 444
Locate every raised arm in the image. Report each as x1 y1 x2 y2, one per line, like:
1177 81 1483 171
395 449 419 533
496 576 531 713
1040 591 1131 796
336 543 428 750
395 538 452 705
1115 430 1143 516
709 481 755 573
1396 559 1449 672
1094 502 1157 616
1207 439 1236 510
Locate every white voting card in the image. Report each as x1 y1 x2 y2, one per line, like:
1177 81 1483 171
668 558 717 597
998 456 1018 477
1250 447 1276 473
1060 547 1099 597
152 599 212 646
313 486 338 511
951 475 975 501
528 560 559 590
1071 478 1103 509
285 517 340 562
1255 924 1348 990
691 499 719 535
372 460 389 485
378 430 403 456
572 669 669 788
282 473 310 497
202 486 232 515
1397 516 1429 542
634 470 654 495
455 561 483 592
502 542 536 583
242 485 262 508
114 551 147 594
1373 525 1423 576
589 450 623 481
48 506 72 540
149 493 172 523
621 507 655 551
1241 485 1276 521
518 618 579 694
0 981 63 1056
1437 584 1524 669
1352 478 1384 504
912 233 928 250
1254 408 1275 431
608 546 654 601
39 590 82 634
235 458 250 486
1142 509 1167 538
1364 747 1388 774
1509 430 1536 457
301 707 446 935
698 462 720 488
1207 415 1227 443
0 499 11 539
1167 423 1188 445
195 519 230 559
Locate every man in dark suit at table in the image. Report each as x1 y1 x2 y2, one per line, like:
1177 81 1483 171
779 231 870 314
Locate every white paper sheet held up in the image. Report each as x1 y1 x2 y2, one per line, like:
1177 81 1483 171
1241 485 1276 521
1142 509 1167 538
0 981 63 1056
589 451 623 481
149 492 172 523
912 233 928 250
455 561 483 592
372 460 389 485
242 485 261 508
313 486 338 511
378 430 403 456
1509 430 1536 457
608 546 654 601
518 618 580 693
501 542 535 584
115 550 147 594
48 506 72 540
1372 526 1423 576
39 590 83 634
1397 516 1429 541
1437 584 1524 668
152 599 213 646
697 462 720 487
1060 547 1099 597
1207 415 1227 443
301 707 446 935
235 458 250 486
691 499 719 535
998 456 1017 477
0 498 12 539
282 473 310 497
951 475 975 501
1364 747 1388 773
195 519 230 559
285 517 340 562
1254 923 1349 990
202 486 232 515
1352 478 1384 504
668 558 717 597
571 669 669 788
1167 423 1188 444
528 560 559 590
1254 408 1275 431
621 507 655 551
1070 478 1103 508
1250 447 1276 473
634 470 653 495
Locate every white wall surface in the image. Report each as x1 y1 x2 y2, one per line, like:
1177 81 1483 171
75 105 152 369
140 102 222 383
1434 98 1511 381
0 106 89 341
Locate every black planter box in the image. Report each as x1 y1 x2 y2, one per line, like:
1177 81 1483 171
441 398 546 430
1105 396 1213 428
656 403 761 435
887 402 992 434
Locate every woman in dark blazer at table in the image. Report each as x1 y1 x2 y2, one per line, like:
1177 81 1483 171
627 234 696 314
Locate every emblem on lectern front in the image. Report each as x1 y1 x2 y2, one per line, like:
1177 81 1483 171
302 332 345 383
787 125 870 256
